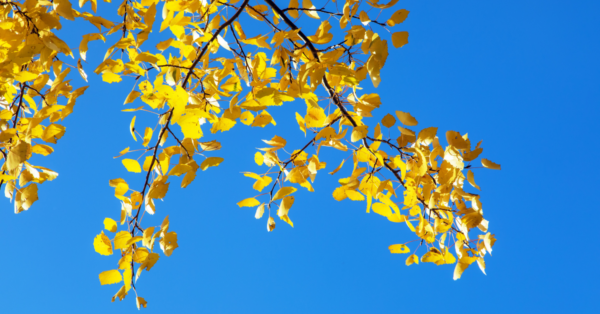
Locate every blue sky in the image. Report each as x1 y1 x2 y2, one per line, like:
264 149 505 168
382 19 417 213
1 0 599 313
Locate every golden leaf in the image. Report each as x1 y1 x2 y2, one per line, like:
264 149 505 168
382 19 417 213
122 159 142 173
467 170 481 190
93 231 113 256
481 158 501 170
104 218 117 232
99 270 122 285
272 186 297 201
395 111 418 126
114 231 132 250
389 244 410 254
238 197 260 208
387 9 409 27
381 113 396 128
267 216 276 232
200 157 224 170
405 254 419 266
391 32 409 48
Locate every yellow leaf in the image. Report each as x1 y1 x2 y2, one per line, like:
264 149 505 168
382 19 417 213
77 59 88 82
168 164 192 177
345 190 365 201
0 110 12 120
114 231 132 250
31 144 54 156
200 157 224 170
454 257 477 280
434 218 452 233
251 110 275 127
136 297 148 310
53 0 75 20
99 269 122 285
391 31 409 48
143 227 155 249
359 11 371 25
238 197 260 208
93 231 113 255
372 203 392 217
118 254 132 270
278 196 295 227
122 159 142 173
255 203 265 219
102 72 122 83
254 152 264 166
381 113 396 128
328 159 345 175
262 135 287 148
405 219 416 232
351 125 368 142
112 285 127 302
417 127 437 146
142 127 153 147
0 174 16 182
421 247 445 264
302 0 320 19
134 248 149 263
217 35 231 51
405 254 419 266
387 9 409 27
240 111 254 125
113 147 129 159
122 106 144 112
481 158 501 170
288 0 299 18
467 170 481 190
446 131 468 149
295 112 306 136
389 244 410 254
395 111 418 126
124 91 141 104
416 218 436 243
160 232 178 256
135 52 159 64
198 140 221 151
130 116 137 141
267 216 276 232
126 236 142 247
104 218 117 232
366 0 399 9
123 267 132 292
272 186 297 201
15 183 39 213
13 71 39 82
6 141 30 171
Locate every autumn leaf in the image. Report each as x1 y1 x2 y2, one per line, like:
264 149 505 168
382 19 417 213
389 244 410 254
122 159 142 173
482 158 501 170
104 218 118 232
238 198 260 208
94 231 113 256
99 270 122 285
200 157 224 171
272 186 297 201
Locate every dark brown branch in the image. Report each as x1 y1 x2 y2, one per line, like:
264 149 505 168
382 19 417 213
182 0 250 89
166 126 190 158
282 7 387 27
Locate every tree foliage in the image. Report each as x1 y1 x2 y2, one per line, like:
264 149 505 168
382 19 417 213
0 0 500 308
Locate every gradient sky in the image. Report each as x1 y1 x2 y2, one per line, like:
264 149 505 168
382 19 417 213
1 0 598 313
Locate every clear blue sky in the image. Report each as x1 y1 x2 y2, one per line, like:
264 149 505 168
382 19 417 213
2 0 598 313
